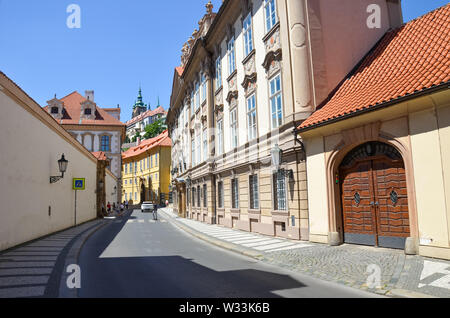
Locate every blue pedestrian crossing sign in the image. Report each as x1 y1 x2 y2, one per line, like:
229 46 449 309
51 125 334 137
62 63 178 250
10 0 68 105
73 178 86 191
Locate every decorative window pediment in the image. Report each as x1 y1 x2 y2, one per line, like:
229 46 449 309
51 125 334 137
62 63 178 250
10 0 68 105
46 98 64 120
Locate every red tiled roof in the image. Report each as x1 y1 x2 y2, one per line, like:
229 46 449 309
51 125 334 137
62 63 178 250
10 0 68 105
299 4 450 131
176 66 184 76
125 106 167 126
92 151 108 161
44 91 126 127
122 130 171 160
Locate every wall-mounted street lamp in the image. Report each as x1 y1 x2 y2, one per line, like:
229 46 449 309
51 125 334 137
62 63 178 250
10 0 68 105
270 144 294 179
50 154 69 184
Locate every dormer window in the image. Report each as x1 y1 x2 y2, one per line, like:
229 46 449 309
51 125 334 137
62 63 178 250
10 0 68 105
51 107 59 114
85 108 92 115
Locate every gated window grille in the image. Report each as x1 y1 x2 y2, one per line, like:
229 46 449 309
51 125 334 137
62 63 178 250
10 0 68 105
273 171 287 211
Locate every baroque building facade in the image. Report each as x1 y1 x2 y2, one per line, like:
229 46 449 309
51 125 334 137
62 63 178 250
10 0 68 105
167 0 402 240
45 90 126 203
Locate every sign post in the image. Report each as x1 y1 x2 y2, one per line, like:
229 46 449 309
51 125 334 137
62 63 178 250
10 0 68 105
73 179 86 227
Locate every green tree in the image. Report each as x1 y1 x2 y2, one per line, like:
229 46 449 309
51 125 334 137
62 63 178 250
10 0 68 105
143 119 165 140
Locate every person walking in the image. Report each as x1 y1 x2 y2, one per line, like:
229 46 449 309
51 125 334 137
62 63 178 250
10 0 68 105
107 202 111 214
125 200 129 210
152 203 158 221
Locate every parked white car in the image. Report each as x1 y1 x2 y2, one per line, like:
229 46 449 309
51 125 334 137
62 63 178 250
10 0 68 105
141 202 154 213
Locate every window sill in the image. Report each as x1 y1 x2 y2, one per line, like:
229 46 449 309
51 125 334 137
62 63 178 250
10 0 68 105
242 49 256 65
227 70 237 83
262 21 280 43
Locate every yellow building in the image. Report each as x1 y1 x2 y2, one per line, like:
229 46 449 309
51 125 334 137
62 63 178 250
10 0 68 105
122 131 172 205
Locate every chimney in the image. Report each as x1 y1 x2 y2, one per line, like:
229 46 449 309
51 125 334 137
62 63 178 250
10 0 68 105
85 90 94 102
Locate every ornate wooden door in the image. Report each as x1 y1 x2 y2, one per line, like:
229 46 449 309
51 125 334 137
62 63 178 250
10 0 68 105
340 142 410 249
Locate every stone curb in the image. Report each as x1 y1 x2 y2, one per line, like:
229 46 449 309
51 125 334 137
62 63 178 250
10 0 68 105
388 289 438 298
160 210 263 260
58 219 110 298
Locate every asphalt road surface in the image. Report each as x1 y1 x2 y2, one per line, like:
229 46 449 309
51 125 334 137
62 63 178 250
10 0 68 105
77 210 379 298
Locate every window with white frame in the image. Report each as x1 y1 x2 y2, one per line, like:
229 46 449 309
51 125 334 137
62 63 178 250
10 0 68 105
192 138 196 167
215 56 222 90
203 129 208 161
273 171 287 211
125 165 128 174
201 73 207 103
217 181 224 208
249 174 259 210
230 108 238 149
247 94 257 141
196 130 201 164
217 119 224 155
243 13 254 57
227 36 236 75
190 91 194 115
269 74 283 129
195 81 200 111
264 0 278 33
231 178 239 209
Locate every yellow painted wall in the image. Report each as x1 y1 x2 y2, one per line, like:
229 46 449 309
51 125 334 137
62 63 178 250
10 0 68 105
122 146 171 204
305 135 329 243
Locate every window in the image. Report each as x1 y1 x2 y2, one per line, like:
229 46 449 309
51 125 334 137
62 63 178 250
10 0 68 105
101 135 110 152
147 157 149 169
134 162 137 174
201 73 207 103
192 138 196 167
197 185 201 208
192 188 196 207
135 192 137 201
203 130 208 161
264 0 278 32
51 107 59 114
196 130 201 165
273 171 287 211
125 165 128 174
231 178 239 209
190 91 194 115
140 160 142 172
230 108 238 149
217 181 224 208
243 13 254 57
249 175 259 210
155 153 158 166
195 81 200 111
217 120 224 156
84 108 92 116
203 184 207 208
215 56 222 90
227 36 236 75
151 155 153 168
129 163 132 174
247 94 257 141
269 74 283 129
125 180 127 185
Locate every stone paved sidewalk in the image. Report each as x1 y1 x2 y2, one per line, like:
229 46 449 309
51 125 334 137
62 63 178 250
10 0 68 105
161 208 450 298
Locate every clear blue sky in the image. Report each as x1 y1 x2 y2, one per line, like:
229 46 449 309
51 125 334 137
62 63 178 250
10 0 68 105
0 0 447 122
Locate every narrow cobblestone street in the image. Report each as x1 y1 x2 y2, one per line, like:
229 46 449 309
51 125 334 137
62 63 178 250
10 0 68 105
159 208 450 298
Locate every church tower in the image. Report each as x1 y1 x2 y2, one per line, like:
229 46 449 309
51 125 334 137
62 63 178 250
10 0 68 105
132 86 148 118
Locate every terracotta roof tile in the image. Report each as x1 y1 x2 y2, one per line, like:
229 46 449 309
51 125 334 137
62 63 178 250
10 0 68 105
92 151 108 161
299 4 450 130
125 106 167 126
122 130 171 160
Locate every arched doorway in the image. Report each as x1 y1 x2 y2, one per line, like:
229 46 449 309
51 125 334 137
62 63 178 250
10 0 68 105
339 141 410 249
